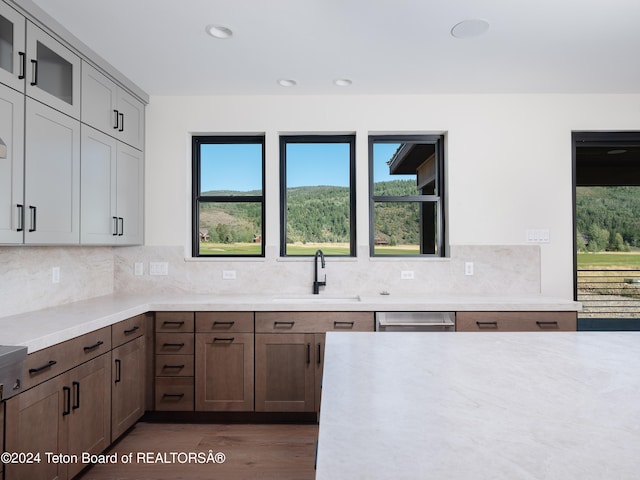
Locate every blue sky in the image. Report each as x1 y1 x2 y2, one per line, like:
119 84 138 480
199 141 412 193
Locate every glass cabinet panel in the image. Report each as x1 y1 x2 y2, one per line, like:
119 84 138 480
0 3 26 92
0 14 14 74
35 41 73 105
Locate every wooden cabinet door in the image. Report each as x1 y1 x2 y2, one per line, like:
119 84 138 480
66 355 111 479
5 374 68 480
255 333 315 412
314 333 325 412
195 332 254 411
111 336 146 441
0 83 24 244
24 98 80 244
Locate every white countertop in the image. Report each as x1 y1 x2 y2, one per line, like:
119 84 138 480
316 332 640 480
0 293 580 352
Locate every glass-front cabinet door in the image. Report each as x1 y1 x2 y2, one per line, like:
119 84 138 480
25 21 80 118
0 2 26 92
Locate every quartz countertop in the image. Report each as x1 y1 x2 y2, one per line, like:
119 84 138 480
315 332 640 480
0 293 580 352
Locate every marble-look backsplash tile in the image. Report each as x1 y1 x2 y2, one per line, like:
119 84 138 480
0 247 114 317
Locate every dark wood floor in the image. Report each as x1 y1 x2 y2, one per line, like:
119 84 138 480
77 422 318 480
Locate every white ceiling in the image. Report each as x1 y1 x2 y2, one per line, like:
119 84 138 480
31 0 640 96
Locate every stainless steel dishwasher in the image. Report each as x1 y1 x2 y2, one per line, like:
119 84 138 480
375 312 455 332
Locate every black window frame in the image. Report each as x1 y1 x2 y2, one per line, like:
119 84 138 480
368 134 446 257
192 135 266 258
279 134 357 257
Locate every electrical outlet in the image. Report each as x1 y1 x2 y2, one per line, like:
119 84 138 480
149 262 169 276
222 270 237 280
134 262 144 276
526 228 550 243
401 270 415 280
52 266 60 284
465 262 474 276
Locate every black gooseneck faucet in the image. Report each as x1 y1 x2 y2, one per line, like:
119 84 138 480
313 249 326 294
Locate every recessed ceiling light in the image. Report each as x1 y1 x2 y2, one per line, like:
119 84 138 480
277 78 297 87
334 79 353 87
450 19 490 39
607 149 628 154
206 24 233 39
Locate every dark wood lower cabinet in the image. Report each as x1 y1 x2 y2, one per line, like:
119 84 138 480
111 336 146 441
456 311 577 331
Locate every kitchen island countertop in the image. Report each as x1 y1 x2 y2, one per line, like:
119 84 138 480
0 293 580 352
316 331 640 480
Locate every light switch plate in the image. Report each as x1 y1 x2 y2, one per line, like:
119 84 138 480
134 262 144 276
149 262 169 276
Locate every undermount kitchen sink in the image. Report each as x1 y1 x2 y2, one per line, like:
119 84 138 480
272 295 362 303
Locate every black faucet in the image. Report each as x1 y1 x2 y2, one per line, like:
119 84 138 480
313 249 326 294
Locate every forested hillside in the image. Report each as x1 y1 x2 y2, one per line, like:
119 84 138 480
576 186 640 251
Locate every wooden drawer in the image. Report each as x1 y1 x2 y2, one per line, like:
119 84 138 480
155 355 194 377
255 312 374 333
155 377 194 411
456 311 577 332
155 333 195 355
23 327 111 390
155 312 195 333
112 313 146 348
196 312 254 333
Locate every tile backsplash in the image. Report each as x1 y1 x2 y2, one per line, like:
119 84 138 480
0 244 540 318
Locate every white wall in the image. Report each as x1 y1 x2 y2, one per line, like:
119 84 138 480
141 93 640 299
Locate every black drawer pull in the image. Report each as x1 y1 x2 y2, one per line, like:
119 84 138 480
536 321 559 327
476 321 498 327
29 360 57 374
162 321 185 326
83 340 104 352
114 359 121 383
163 393 185 399
163 342 185 348
213 321 235 327
306 343 311 364
72 381 80 410
318 343 322 364
213 337 235 343
62 386 71 416
274 321 295 328
162 364 185 370
334 321 355 328
124 325 140 334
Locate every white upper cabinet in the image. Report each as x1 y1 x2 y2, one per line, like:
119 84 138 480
24 98 80 244
0 2 26 92
0 83 24 244
82 62 144 150
25 21 81 119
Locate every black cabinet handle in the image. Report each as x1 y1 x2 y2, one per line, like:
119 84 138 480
28 205 36 232
213 337 235 343
62 386 71 416
163 321 185 327
163 342 185 348
119 112 124 132
113 109 119 129
17 204 24 232
112 216 118 236
114 359 121 383
307 343 311 364
536 321 559 327
212 321 235 327
124 325 139 334
18 52 25 79
118 217 124 236
83 340 104 352
72 381 80 410
476 321 498 327
30 59 38 86
162 364 185 370
29 360 56 374
162 393 185 399
334 321 355 329
317 343 321 365
274 321 295 328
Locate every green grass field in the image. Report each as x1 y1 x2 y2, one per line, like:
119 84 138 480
198 243 262 255
198 242 421 256
577 251 640 269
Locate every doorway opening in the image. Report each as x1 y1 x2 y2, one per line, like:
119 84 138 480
573 132 640 330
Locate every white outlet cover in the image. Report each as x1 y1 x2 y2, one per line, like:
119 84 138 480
401 271 415 280
149 262 169 276
223 270 237 280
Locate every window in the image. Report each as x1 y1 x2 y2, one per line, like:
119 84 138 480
280 135 356 256
369 135 445 256
192 136 265 257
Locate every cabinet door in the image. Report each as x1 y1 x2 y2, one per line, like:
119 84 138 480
255 333 315 412
0 83 24 244
116 142 143 244
111 336 146 441
66 355 111 479
81 61 117 134
4 375 68 480
314 333 325 412
116 88 144 150
80 125 117 244
195 332 254 411
24 99 80 244
25 22 80 119
0 2 26 92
